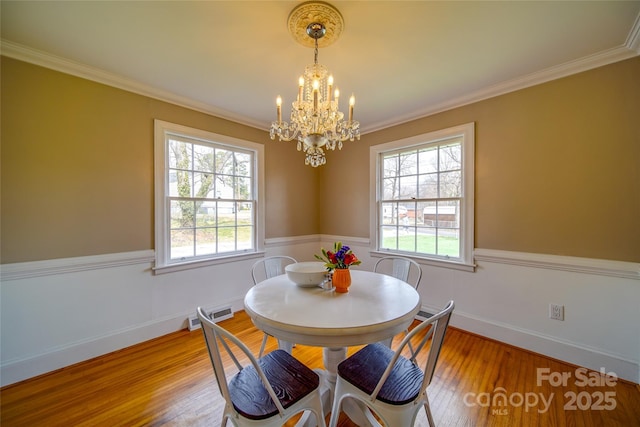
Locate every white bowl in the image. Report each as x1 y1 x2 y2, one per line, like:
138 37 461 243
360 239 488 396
285 262 328 287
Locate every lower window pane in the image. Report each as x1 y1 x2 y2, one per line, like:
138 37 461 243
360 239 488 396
217 201 236 224
171 229 194 259
218 227 236 252
196 201 217 227
237 226 253 250
171 200 195 228
238 203 253 225
398 230 416 252
418 227 437 254
380 226 398 249
437 228 460 257
196 228 217 256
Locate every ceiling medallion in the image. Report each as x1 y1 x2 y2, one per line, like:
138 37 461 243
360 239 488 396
287 1 344 48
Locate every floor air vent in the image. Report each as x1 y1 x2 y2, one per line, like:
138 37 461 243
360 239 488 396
188 306 234 331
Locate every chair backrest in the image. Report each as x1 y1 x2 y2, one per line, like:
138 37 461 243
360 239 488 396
374 256 422 289
371 300 454 402
196 307 288 417
251 256 297 285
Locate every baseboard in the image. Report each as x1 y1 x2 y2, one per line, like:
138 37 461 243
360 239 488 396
436 306 639 384
0 298 244 387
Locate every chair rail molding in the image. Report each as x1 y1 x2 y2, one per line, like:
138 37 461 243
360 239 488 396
474 248 640 280
0 250 156 281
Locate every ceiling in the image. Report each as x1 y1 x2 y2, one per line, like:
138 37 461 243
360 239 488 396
2 1 639 134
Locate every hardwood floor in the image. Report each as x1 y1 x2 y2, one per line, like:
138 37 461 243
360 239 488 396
1 310 638 426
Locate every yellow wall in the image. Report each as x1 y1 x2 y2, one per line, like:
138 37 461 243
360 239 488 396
2 56 639 263
1 57 318 263
320 57 640 262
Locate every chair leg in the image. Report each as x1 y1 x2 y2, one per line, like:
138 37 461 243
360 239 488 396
424 398 435 427
258 333 269 358
313 393 328 427
328 392 345 427
405 328 416 355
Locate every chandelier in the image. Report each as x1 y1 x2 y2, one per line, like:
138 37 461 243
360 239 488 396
269 2 360 167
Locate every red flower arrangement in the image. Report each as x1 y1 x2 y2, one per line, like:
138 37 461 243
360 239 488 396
315 241 361 271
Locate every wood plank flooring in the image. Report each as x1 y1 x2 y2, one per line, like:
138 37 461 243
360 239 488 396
1 310 638 426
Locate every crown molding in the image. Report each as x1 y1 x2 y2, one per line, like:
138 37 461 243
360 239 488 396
0 39 266 132
625 11 640 53
2 33 638 136
363 43 640 134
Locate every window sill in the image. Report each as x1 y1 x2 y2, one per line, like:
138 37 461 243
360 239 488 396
370 250 476 272
153 251 265 275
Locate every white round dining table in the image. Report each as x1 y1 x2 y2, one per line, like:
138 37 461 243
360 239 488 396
244 269 421 348
244 269 421 427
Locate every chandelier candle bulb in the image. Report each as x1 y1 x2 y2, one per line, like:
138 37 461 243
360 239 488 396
349 95 355 122
327 75 333 103
313 79 319 111
298 77 304 102
276 96 282 123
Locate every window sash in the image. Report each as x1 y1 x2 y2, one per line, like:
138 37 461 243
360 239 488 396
154 120 264 272
370 123 475 270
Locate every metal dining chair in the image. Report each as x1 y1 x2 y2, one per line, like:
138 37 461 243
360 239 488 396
374 256 422 289
328 300 454 427
197 307 326 427
374 256 424 350
250 256 297 357
251 256 297 285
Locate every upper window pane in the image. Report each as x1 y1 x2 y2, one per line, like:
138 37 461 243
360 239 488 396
383 156 398 178
419 147 438 173
439 143 461 172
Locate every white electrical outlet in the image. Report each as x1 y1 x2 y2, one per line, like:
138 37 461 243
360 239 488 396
549 303 564 321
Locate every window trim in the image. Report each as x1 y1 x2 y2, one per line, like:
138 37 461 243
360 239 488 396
369 122 475 271
153 119 265 274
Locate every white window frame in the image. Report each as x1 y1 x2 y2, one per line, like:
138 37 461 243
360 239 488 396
153 120 264 274
369 122 475 272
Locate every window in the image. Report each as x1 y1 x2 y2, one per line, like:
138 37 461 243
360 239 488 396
370 123 475 270
154 120 264 273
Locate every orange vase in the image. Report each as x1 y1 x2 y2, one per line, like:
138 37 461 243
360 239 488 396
332 269 351 293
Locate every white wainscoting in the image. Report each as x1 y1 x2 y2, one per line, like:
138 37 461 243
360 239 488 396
0 250 254 386
1 239 638 386
319 238 639 384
